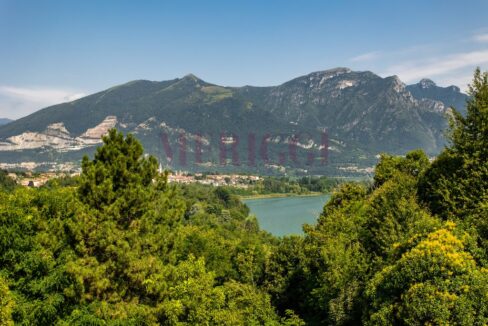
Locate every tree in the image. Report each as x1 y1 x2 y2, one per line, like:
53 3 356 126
0 170 16 192
0 277 14 326
365 172 440 261
78 129 163 224
157 256 290 325
64 130 186 318
365 222 488 325
419 68 488 220
293 182 370 325
374 149 429 188
263 236 310 319
0 187 79 325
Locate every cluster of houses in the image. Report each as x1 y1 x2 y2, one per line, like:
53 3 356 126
7 169 262 189
7 172 71 188
167 171 262 188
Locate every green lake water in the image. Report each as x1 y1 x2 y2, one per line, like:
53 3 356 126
243 195 330 236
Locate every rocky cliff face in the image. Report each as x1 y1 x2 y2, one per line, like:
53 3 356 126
0 117 117 152
258 69 451 153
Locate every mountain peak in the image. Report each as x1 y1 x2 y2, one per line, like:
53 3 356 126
182 73 201 82
388 75 404 83
172 73 208 89
406 78 468 115
448 85 461 92
385 75 406 92
419 78 436 88
286 67 353 87
313 67 351 77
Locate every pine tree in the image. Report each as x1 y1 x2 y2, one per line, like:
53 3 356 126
78 128 162 224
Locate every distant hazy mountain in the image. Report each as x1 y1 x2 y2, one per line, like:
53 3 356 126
406 78 468 115
0 118 12 126
0 69 462 175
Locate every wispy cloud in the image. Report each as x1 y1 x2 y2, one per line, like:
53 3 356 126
0 86 86 119
350 51 381 62
472 33 488 43
383 49 488 84
348 30 488 90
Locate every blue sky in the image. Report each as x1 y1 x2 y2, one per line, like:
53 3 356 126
1 0 488 119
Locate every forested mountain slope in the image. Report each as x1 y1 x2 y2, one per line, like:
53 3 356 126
0 69 467 175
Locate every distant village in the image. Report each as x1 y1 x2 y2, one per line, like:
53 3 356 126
167 171 262 188
4 168 262 188
5 171 67 188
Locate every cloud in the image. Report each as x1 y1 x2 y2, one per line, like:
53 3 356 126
382 49 488 86
472 33 488 43
0 86 86 119
0 86 86 104
434 73 475 92
350 51 381 62
347 30 488 89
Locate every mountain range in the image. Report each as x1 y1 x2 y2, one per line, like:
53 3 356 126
0 68 468 175
0 119 12 126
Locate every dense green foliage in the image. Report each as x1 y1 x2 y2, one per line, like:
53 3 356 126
0 70 486 325
0 131 296 325
0 276 14 325
0 170 16 192
418 68 488 257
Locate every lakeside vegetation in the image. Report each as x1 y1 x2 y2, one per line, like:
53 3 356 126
225 175 339 199
0 69 487 325
238 192 324 200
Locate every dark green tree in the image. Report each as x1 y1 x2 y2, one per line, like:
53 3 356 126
419 68 488 220
374 149 430 188
0 170 16 192
290 182 370 325
78 129 163 224
366 154 440 261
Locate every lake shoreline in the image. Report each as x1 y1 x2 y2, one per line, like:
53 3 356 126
239 192 325 200
243 194 331 236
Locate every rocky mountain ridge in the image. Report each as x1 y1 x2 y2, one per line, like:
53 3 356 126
0 68 468 175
